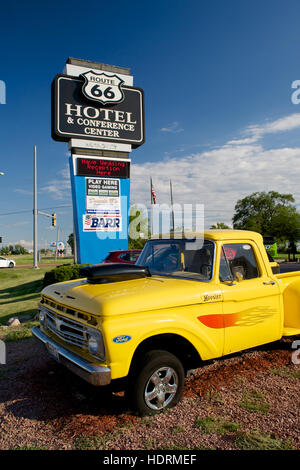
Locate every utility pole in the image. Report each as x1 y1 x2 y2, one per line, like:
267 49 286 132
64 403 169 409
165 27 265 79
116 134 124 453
55 225 60 261
33 146 38 269
32 147 57 268
0 173 4 251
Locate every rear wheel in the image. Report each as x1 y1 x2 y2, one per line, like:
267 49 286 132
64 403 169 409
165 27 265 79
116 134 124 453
128 350 185 416
9 262 14 268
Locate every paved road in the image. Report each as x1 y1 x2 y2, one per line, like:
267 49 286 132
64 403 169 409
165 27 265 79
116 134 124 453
14 263 64 269
277 262 300 273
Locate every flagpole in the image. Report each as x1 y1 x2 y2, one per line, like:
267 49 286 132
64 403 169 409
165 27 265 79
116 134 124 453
170 179 175 233
150 177 153 235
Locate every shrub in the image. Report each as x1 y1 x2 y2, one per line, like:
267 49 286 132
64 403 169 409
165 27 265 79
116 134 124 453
42 264 88 288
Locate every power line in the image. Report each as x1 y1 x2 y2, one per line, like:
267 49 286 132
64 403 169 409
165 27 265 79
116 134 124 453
0 205 72 217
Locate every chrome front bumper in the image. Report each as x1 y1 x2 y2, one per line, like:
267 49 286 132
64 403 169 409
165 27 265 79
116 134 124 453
32 326 111 386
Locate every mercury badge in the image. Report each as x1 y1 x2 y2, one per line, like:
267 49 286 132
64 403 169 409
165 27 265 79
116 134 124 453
81 70 125 105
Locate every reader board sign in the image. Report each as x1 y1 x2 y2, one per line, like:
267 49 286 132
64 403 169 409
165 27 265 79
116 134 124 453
52 74 145 148
77 157 130 178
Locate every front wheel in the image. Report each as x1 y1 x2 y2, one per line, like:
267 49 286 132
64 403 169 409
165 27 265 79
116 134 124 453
128 350 185 416
9 262 14 268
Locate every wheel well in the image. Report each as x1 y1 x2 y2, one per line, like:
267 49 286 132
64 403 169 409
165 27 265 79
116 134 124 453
129 334 202 376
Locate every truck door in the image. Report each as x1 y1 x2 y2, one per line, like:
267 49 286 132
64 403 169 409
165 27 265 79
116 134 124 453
219 242 281 355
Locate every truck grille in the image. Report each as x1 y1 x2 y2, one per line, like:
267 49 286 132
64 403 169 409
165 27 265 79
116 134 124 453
42 308 90 350
41 296 97 326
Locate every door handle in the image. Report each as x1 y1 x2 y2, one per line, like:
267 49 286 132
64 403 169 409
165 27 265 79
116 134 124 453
263 281 276 285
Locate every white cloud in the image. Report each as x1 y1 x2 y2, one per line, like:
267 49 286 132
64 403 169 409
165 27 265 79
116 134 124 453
131 113 300 228
14 189 33 196
160 121 184 133
17 239 33 247
246 113 300 139
40 164 71 200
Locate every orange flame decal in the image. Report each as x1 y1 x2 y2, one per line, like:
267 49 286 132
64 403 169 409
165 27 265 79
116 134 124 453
197 313 239 329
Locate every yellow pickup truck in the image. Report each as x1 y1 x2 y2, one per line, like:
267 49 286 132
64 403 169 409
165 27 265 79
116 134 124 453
32 230 300 415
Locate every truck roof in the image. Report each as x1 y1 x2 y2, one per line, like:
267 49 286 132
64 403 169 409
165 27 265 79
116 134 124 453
151 229 263 243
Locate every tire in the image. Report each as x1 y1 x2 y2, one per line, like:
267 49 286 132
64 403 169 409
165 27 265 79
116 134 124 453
128 350 185 416
9 262 14 268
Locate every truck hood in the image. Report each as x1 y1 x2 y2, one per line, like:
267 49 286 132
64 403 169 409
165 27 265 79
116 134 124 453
42 276 221 317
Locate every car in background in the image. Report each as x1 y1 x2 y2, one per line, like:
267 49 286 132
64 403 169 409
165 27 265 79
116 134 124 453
0 257 15 268
102 249 142 265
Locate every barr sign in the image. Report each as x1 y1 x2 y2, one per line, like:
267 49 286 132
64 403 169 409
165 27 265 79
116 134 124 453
52 74 145 147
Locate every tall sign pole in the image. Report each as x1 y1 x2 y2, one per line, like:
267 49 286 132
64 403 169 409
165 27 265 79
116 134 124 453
33 146 38 269
51 58 145 265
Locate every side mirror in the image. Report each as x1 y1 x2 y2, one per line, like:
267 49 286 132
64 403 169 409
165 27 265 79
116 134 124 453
269 261 280 274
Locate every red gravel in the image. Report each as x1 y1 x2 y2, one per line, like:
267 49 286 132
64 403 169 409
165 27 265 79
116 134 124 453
0 336 299 450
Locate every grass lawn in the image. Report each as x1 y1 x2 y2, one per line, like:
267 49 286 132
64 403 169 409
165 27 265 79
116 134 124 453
275 253 300 260
10 254 74 265
0 267 50 329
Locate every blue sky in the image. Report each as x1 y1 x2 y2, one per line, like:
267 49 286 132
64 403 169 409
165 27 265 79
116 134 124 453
1 0 300 249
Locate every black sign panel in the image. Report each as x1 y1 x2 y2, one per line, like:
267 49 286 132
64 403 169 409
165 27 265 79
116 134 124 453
52 74 145 148
77 157 130 178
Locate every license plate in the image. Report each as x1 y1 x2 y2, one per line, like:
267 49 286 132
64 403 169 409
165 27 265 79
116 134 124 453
47 342 59 361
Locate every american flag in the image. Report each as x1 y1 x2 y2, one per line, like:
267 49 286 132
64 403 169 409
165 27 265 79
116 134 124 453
151 178 157 204
85 214 92 226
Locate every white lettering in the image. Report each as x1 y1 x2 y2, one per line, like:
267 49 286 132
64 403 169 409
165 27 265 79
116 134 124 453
65 103 82 116
0 339 5 364
83 107 100 119
291 80 300 104
114 110 125 122
126 112 137 124
102 109 115 121
0 80 6 104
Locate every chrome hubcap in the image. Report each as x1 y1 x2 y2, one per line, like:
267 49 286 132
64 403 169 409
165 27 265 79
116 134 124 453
144 367 178 410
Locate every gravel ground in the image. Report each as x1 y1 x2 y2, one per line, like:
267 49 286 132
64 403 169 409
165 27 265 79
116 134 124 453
0 336 299 450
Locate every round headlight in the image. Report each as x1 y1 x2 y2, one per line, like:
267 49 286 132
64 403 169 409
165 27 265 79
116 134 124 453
39 310 46 325
88 334 99 355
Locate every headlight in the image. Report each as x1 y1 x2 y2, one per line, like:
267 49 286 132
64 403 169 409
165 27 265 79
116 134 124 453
88 334 99 354
39 309 46 325
87 331 105 360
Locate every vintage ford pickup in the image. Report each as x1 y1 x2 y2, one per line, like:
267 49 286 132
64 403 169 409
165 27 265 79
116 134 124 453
32 230 300 415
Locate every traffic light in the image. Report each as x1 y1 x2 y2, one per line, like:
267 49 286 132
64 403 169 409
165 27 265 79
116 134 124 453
52 213 56 227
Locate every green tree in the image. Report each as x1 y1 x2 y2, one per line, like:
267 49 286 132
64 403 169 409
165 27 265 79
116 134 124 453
210 222 231 229
13 244 28 255
128 205 150 250
0 246 9 256
67 233 74 255
232 191 300 241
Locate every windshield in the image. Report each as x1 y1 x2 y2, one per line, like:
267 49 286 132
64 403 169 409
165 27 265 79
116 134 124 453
137 239 215 281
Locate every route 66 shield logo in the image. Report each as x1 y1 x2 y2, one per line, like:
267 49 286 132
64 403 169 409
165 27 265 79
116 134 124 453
81 71 125 105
